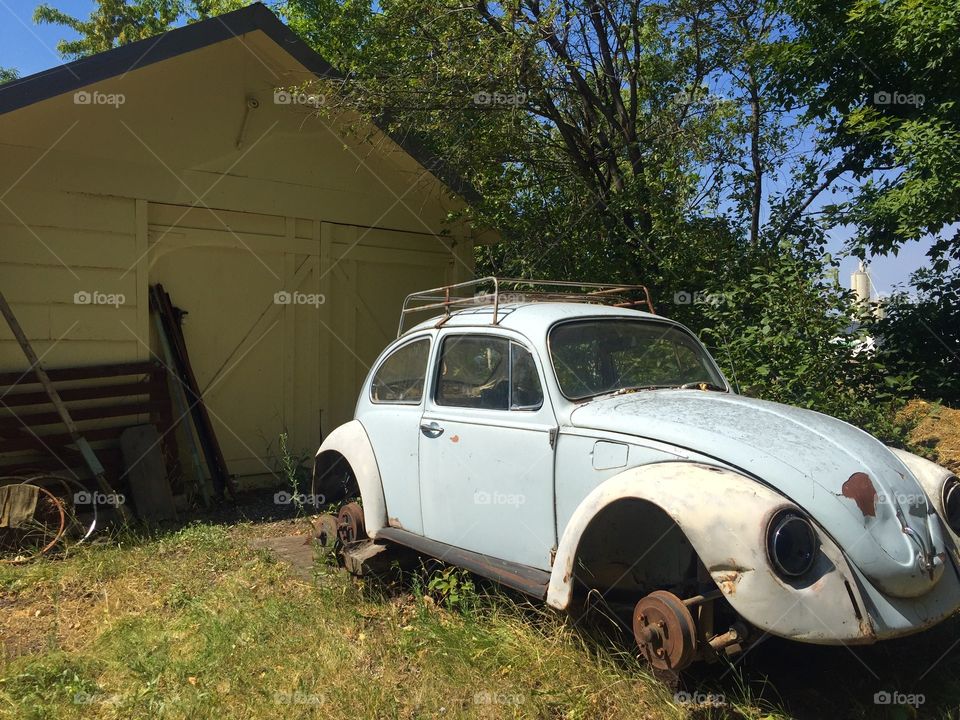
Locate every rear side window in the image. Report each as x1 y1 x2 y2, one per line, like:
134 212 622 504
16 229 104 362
371 338 430 404
436 335 543 411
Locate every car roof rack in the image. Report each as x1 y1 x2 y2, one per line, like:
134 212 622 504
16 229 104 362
398 277 656 336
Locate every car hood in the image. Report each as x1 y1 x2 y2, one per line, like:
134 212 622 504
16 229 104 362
569 390 949 598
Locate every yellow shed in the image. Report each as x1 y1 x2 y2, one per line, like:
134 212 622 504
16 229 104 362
0 3 482 492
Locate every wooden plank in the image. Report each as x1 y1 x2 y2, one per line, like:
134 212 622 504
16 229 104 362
0 381 153 407
0 424 137 453
0 401 162 431
121 425 176 522
0 361 157 387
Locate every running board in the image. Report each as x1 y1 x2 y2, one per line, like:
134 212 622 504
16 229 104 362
375 527 551 600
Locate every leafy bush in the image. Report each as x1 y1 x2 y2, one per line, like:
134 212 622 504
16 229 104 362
867 267 960 406
694 250 914 444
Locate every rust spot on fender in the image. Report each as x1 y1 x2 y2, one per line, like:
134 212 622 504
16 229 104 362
842 472 878 517
388 517 403 529
450 435 460 443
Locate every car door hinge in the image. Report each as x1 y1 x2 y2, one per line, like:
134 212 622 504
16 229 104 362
548 427 558 448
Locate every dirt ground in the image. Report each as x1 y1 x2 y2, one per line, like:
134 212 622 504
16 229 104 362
902 400 960 473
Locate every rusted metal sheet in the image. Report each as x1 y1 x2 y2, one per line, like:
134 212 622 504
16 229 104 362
842 472 878 517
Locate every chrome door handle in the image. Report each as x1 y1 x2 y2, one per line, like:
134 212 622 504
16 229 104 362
420 421 444 438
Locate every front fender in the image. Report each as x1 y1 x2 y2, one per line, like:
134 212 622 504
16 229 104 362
548 462 874 644
889 447 959 547
315 421 387 536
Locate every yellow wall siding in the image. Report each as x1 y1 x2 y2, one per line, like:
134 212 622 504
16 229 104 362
0 31 476 485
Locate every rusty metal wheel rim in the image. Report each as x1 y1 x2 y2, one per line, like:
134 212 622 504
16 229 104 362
632 590 698 671
0 485 67 563
336 503 365 545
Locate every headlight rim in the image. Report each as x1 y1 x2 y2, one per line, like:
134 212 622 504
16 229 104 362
940 475 960 535
766 508 819 579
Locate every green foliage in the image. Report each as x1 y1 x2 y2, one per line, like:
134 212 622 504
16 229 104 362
0 68 19 83
696 249 914 443
782 0 960 265
868 267 960 405
272 432 311 514
33 0 249 59
423 564 477 613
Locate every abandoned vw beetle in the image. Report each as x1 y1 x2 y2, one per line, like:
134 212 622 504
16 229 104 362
316 279 960 670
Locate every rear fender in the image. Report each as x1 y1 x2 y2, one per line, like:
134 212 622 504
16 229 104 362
315 421 387 536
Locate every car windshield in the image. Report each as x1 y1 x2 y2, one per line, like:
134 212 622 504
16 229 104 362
549 319 726 400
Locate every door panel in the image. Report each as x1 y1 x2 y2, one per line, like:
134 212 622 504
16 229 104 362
418 333 557 570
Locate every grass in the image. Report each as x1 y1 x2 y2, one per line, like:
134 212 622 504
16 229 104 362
2 520 955 719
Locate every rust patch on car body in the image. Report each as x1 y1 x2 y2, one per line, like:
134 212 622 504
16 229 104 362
450 435 460 443
842 472 878 517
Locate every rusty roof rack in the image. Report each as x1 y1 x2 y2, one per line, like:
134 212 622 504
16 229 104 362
398 277 656 336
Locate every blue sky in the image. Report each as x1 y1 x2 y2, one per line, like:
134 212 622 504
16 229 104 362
0 0 937 294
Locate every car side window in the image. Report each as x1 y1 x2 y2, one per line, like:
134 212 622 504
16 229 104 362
371 338 430 404
435 335 543 411
436 335 510 409
510 342 543 410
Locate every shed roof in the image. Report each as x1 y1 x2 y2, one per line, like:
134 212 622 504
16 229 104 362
0 2 478 203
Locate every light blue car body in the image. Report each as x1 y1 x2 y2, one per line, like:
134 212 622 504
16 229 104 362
318 302 960 645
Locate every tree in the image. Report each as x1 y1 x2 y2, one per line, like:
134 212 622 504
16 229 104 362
0 67 19 83
781 0 960 268
33 0 249 59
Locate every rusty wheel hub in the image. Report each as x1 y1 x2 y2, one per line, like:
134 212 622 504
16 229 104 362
336 502 367 545
632 590 698 671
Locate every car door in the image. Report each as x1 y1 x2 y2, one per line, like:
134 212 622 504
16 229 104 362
360 334 432 534
418 332 557 570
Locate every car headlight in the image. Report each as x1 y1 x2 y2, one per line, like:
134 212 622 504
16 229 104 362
767 510 819 578
941 476 960 535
